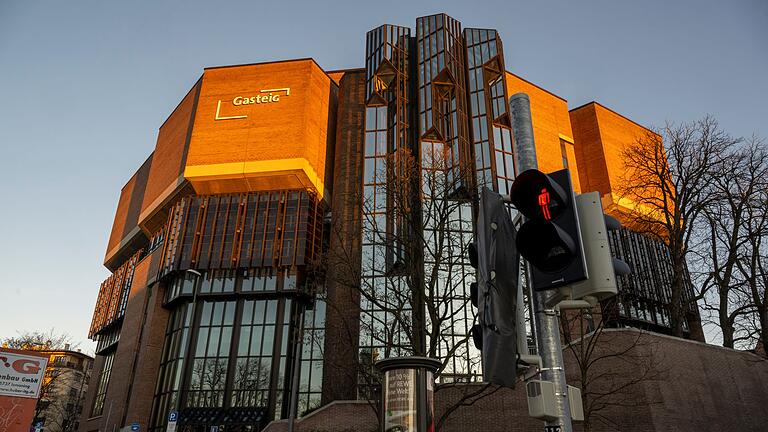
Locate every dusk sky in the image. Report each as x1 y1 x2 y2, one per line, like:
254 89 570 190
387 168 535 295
1 0 766 351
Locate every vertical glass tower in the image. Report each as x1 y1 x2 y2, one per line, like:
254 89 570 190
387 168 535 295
359 13 517 385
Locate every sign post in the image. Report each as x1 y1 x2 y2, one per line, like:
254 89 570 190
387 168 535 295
166 410 178 432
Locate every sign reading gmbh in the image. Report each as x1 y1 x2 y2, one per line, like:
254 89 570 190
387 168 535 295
214 87 291 120
0 351 48 398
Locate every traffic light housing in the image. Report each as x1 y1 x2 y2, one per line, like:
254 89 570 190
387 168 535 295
567 192 630 301
468 187 519 388
467 243 482 350
510 169 587 291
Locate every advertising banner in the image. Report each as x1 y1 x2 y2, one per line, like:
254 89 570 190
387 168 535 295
383 368 417 432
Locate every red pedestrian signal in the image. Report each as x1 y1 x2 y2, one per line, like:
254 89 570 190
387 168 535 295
510 169 587 290
538 188 552 221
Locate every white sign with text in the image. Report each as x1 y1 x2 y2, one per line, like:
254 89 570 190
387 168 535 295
0 350 48 398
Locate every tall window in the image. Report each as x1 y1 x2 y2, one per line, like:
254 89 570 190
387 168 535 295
150 273 303 432
230 299 283 409
91 351 115 416
149 303 192 429
297 299 325 415
186 301 236 408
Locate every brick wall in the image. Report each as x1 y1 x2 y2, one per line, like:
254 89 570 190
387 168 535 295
104 155 152 270
505 72 581 192
268 330 768 432
78 249 169 432
321 70 366 404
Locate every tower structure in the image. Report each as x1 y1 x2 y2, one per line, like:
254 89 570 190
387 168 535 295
358 14 520 385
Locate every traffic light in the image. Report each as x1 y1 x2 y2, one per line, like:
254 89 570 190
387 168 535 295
468 187 519 388
510 169 587 291
567 192 631 301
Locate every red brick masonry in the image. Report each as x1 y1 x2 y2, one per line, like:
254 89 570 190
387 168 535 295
264 329 768 432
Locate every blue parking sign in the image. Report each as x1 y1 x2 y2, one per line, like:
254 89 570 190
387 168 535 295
168 411 178 423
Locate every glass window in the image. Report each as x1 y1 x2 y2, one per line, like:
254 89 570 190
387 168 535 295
187 300 235 408
91 351 115 416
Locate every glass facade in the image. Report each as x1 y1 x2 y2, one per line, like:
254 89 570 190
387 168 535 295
158 190 323 277
150 303 192 429
416 14 471 196
142 190 325 430
608 228 698 333
464 27 515 193
360 14 515 386
90 351 115 416
148 268 316 431
360 24 416 374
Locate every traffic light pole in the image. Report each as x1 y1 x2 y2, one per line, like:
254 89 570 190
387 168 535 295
510 93 573 432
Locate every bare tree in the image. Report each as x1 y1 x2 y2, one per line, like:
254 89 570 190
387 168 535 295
731 138 768 356
618 116 739 337
561 306 666 432
323 144 493 430
433 382 500 431
1 329 79 352
697 138 768 349
188 359 229 407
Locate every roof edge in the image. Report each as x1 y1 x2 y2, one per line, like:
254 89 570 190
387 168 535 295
570 101 654 133
505 71 568 103
203 57 341 88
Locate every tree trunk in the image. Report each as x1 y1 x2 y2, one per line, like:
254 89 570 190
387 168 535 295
719 289 735 348
669 255 686 338
759 307 768 358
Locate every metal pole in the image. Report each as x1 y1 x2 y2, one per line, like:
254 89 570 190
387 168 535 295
510 93 573 432
287 304 306 432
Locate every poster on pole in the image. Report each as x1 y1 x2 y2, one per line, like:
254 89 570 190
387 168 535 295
383 368 417 432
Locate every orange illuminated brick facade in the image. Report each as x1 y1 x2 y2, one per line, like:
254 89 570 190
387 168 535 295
184 59 337 199
570 101 663 223
505 72 581 192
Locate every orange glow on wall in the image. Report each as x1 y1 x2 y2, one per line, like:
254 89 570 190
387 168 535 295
569 101 664 224
505 72 581 193
184 59 337 199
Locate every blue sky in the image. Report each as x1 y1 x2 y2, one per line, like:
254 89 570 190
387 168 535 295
0 0 765 350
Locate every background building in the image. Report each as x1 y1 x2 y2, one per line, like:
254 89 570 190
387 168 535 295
79 13 703 432
34 348 94 432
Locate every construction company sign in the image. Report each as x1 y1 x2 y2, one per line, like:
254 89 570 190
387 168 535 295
0 350 48 398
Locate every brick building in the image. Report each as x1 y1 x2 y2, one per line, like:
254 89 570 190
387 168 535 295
79 13 711 432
